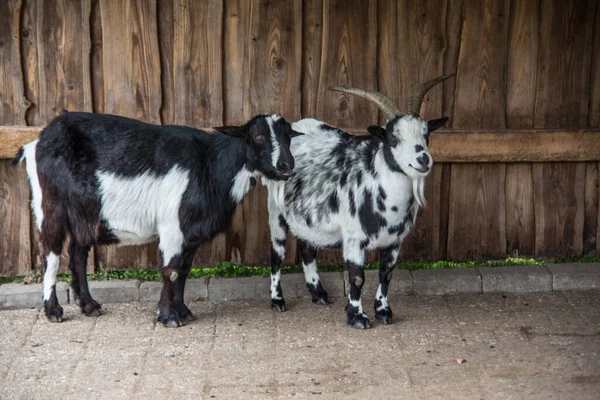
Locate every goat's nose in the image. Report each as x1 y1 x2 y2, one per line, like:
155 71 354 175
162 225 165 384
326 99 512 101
417 153 430 167
277 159 294 175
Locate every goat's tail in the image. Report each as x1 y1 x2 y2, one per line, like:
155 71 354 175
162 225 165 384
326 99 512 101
12 146 25 166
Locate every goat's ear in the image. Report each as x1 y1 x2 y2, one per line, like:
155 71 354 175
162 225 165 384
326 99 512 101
213 126 246 138
427 117 448 133
291 129 304 137
367 125 386 140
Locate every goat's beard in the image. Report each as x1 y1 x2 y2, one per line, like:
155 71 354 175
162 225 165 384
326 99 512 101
413 176 427 210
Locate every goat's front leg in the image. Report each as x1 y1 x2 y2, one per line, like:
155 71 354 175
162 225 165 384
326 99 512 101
344 240 370 329
158 246 195 327
299 239 328 305
374 245 399 324
268 204 288 311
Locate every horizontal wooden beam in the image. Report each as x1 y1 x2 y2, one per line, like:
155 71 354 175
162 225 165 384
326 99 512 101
1 126 598 162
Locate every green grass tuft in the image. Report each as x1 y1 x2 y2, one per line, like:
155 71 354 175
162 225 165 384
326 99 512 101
3 256 599 284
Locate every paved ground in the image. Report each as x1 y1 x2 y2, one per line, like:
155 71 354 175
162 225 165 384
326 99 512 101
0 291 599 399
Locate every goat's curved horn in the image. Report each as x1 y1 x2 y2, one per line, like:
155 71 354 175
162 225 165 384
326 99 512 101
407 74 455 116
328 87 401 120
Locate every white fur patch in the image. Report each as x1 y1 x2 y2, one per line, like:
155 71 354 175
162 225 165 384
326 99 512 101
96 166 189 265
348 297 364 314
270 270 282 299
302 260 320 285
230 166 258 203
375 284 389 311
43 252 60 301
22 140 44 231
267 115 281 169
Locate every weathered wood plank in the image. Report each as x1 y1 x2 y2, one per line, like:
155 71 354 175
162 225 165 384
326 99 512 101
99 0 162 124
0 160 31 276
161 0 225 267
447 0 509 261
533 0 596 258
302 0 378 266
504 0 539 257
225 0 303 266
30 0 95 273
97 0 162 269
0 0 31 276
379 0 450 261
3 127 600 162
311 0 378 129
587 1 600 255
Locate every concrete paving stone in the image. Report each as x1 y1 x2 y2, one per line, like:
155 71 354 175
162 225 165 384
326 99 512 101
0 282 69 309
208 275 270 301
547 263 600 290
281 271 345 299
184 277 209 301
479 265 552 293
343 269 412 297
89 279 140 303
412 268 482 295
2 292 600 399
138 278 208 303
139 281 162 302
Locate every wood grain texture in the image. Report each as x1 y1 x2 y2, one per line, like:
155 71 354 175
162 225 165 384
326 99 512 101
0 0 32 276
164 0 225 266
3 127 600 161
533 0 596 258
30 0 94 273
589 3 600 255
35 0 92 123
587 1 600 256
307 0 378 129
225 0 303 266
583 162 598 255
447 0 509 261
99 0 162 124
97 0 162 269
504 0 539 256
379 0 452 261
0 160 31 276
90 0 104 114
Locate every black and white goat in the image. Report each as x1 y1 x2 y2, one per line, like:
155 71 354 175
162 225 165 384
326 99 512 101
264 75 454 328
13 111 299 327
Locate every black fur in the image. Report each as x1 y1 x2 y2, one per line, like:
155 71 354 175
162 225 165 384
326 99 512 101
27 111 295 326
358 190 387 236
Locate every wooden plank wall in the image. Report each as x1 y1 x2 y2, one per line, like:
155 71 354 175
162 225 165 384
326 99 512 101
0 0 599 275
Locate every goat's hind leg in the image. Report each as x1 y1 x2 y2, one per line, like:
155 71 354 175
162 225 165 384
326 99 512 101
40 215 66 322
374 245 399 324
298 239 328 305
172 250 196 322
68 241 101 316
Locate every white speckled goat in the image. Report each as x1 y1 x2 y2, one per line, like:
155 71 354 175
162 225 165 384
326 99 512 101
263 75 454 328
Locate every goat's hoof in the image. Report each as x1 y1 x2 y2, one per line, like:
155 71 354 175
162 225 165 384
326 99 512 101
160 314 183 328
176 304 195 321
81 299 102 316
375 307 393 325
44 302 64 323
311 292 328 306
347 313 372 329
271 298 286 312
308 283 328 305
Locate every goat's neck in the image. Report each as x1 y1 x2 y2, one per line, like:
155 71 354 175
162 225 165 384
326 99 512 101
373 147 426 211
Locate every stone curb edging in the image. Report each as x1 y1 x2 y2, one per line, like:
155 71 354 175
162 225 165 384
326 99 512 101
0 263 598 310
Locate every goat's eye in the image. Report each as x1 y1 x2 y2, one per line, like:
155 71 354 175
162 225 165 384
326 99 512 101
254 134 266 142
389 136 398 147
